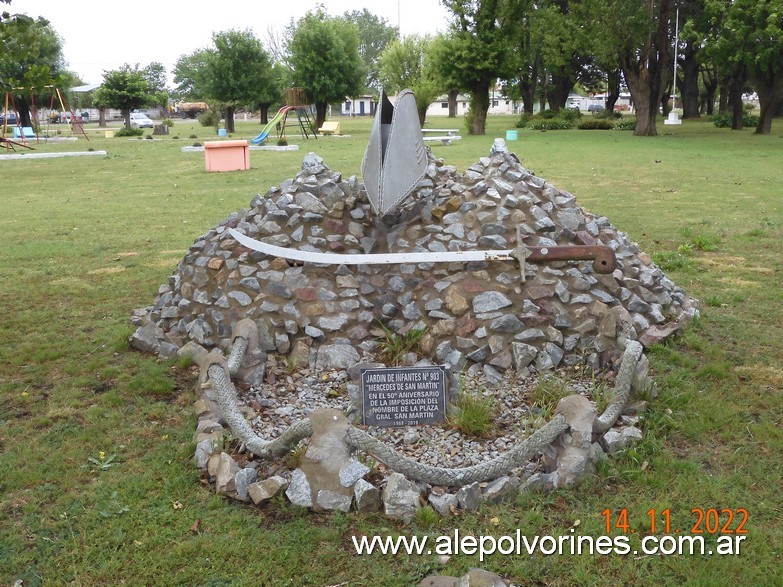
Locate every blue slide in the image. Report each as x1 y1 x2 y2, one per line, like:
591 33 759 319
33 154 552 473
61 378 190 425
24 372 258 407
250 106 293 144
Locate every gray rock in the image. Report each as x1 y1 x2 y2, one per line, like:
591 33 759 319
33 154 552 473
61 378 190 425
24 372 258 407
248 475 289 504
317 489 353 512
472 291 513 313
511 342 538 370
428 492 459 517
354 479 381 512
382 472 421 522
315 345 360 369
456 482 482 511
459 568 508 587
285 468 313 507
482 476 519 504
194 439 214 469
490 314 524 333
215 453 240 494
339 459 371 487
234 468 259 501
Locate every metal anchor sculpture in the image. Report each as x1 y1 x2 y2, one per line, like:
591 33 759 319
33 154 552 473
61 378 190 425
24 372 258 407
229 88 616 276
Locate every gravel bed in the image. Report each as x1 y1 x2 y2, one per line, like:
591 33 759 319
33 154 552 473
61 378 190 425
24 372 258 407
237 362 607 470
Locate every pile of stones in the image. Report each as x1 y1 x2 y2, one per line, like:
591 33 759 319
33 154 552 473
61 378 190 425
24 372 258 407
130 145 697 386
130 142 697 520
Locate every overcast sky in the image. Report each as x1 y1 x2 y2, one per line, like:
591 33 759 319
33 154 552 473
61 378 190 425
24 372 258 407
16 0 451 85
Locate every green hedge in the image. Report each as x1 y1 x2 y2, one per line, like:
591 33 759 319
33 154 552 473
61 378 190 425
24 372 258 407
577 118 614 130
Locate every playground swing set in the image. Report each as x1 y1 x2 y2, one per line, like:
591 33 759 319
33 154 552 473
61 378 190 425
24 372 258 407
250 88 318 145
1 86 88 151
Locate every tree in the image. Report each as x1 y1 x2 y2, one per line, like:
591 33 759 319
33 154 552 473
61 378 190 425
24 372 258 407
440 0 514 135
201 29 275 133
94 65 151 129
379 36 443 125
0 11 66 127
343 8 399 91
587 0 673 136
286 10 364 129
429 35 465 117
143 61 169 115
703 0 783 134
255 61 285 124
173 50 210 100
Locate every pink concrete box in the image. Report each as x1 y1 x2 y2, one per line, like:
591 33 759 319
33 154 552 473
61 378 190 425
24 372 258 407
204 140 250 172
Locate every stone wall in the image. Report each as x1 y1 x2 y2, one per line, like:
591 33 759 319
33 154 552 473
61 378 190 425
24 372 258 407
130 146 698 381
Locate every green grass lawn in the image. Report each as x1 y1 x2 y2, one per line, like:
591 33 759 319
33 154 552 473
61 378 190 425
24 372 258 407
1 114 782 586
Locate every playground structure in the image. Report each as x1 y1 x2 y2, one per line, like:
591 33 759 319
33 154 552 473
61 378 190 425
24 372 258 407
1 86 88 150
250 88 317 145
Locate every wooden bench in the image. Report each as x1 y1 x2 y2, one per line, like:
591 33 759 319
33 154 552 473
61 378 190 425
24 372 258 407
317 121 341 135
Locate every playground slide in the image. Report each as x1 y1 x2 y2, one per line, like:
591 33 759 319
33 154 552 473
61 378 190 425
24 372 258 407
250 106 293 144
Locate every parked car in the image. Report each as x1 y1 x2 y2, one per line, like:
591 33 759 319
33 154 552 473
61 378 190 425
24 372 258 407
0 112 18 125
130 113 154 128
587 104 605 113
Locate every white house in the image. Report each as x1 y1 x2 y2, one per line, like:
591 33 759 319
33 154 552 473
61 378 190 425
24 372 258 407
341 95 376 116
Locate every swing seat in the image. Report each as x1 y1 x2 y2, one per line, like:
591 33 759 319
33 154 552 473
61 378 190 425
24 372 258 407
13 126 36 139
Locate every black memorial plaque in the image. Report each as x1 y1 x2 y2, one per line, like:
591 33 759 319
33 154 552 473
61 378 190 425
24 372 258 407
361 366 447 427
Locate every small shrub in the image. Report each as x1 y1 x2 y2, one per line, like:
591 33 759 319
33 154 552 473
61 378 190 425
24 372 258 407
189 133 198 139
448 390 496 438
614 118 637 131
538 109 559 119
652 250 694 272
560 108 582 122
528 375 571 416
578 118 614 130
198 110 220 128
162 118 174 128
276 138 288 146
711 112 759 128
526 118 574 131
594 108 622 119
376 323 426 365
690 234 720 251
114 127 143 137
515 112 533 128
413 505 440 528
192 142 202 147
145 134 153 140
172 135 179 140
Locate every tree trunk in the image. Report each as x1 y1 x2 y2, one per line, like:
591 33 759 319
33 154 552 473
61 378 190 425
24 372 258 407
315 102 327 130
726 65 747 130
547 70 574 112
98 108 106 127
13 96 33 128
469 83 490 135
448 89 458 117
258 104 270 125
618 0 671 136
661 90 671 117
605 70 621 111
753 71 783 135
718 81 729 114
225 105 236 133
124 110 131 129
701 65 718 115
681 45 701 118
418 106 428 127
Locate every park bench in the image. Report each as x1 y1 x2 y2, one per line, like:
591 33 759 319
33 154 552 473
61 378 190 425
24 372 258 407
318 121 341 135
422 128 462 145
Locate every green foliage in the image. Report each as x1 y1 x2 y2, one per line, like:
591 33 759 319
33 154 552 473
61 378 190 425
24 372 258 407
276 138 288 146
202 29 275 111
614 117 637 131
376 323 426 365
690 234 720 252
413 505 440 528
287 10 364 108
114 127 143 137
652 250 694 272
528 375 572 416
526 118 574 131
0 13 65 92
198 110 220 128
448 389 496 438
711 112 760 128
162 118 174 128
379 35 442 123
94 65 152 128
343 8 398 91
577 118 614 130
